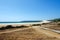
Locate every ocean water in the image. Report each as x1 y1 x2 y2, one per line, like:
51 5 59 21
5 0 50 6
0 22 41 25
0 22 31 24
0 23 25 24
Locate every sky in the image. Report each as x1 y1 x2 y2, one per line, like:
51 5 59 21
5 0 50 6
0 0 60 21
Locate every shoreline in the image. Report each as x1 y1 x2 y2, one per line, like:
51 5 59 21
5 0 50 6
0 22 42 27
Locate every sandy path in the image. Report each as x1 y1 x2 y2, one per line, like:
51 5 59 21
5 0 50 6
0 26 60 39
32 26 60 39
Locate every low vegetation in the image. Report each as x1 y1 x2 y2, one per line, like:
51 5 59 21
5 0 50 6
0 25 29 30
51 18 60 22
32 24 41 26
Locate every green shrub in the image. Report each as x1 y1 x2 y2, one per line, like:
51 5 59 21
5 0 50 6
5 25 14 29
32 24 41 26
16 25 28 28
0 27 5 30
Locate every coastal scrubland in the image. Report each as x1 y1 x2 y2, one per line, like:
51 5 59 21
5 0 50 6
0 18 60 40
0 27 60 40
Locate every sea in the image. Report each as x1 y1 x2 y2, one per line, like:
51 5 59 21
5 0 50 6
0 21 41 25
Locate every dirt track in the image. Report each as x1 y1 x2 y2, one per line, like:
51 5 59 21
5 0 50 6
0 26 60 40
32 26 60 39
0 26 60 39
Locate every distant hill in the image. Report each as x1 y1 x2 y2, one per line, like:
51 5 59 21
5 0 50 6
21 20 42 22
49 18 60 22
0 20 42 23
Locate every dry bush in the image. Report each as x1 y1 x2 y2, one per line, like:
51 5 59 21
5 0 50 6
16 25 29 28
0 25 29 30
32 24 41 26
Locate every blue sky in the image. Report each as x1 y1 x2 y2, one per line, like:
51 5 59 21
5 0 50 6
0 0 60 21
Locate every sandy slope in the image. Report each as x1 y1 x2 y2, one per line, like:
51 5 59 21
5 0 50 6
0 26 60 40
